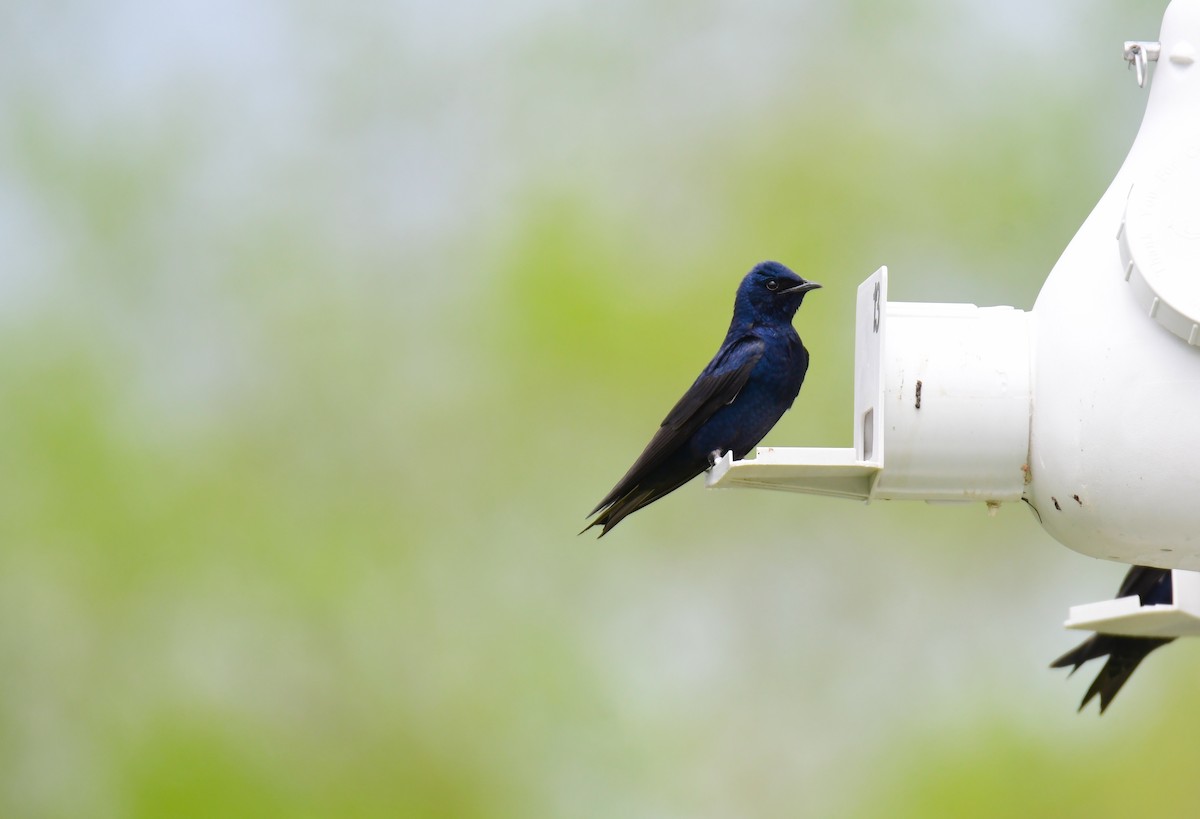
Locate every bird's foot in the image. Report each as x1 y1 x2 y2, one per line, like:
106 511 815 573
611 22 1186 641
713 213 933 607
707 449 726 470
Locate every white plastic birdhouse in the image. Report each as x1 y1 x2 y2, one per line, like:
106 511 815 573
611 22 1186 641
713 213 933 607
708 0 1200 637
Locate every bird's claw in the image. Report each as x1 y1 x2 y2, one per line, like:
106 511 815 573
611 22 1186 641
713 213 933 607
707 449 726 469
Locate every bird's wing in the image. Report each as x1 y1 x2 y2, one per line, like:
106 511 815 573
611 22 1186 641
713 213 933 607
590 335 764 515
659 334 765 430
1116 564 1172 602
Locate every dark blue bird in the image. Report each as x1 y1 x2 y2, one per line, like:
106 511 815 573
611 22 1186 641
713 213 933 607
1051 564 1174 713
584 261 821 536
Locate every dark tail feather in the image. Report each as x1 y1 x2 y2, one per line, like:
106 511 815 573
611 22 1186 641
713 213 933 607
581 488 654 537
582 474 695 537
1052 564 1176 713
1049 635 1098 677
1080 640 1171 713
582 486 666 537
1052 632 1171 713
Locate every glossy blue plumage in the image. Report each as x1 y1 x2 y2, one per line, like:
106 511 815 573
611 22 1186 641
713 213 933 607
585 261 820 536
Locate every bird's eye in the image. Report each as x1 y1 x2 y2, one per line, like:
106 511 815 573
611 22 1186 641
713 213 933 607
765 279 779 292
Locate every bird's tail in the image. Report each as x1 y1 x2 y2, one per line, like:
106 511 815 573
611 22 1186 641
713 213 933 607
1051 634 1172 713
1051 564 1176 713
582 476 693 537
1084 641 1168 713
1049 635 1099 677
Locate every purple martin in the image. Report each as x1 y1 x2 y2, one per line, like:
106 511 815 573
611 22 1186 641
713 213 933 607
1051 565 1174 714
584 261 821 536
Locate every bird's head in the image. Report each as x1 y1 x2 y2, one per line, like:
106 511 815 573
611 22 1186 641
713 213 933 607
735 261 821 321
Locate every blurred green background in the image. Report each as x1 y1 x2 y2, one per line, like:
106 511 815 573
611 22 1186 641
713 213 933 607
0 0 1194 816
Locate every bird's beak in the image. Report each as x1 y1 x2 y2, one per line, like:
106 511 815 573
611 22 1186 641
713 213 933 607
783 280 822 294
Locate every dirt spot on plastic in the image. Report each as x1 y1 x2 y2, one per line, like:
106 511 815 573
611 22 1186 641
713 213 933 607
1052 496 1061 511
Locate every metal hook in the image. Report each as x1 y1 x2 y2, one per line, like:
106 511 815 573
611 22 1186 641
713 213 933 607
1124 41 1161 88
